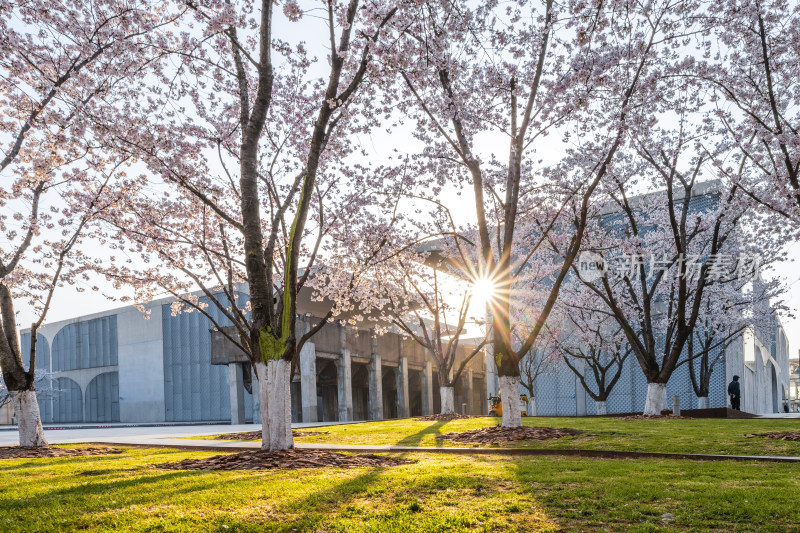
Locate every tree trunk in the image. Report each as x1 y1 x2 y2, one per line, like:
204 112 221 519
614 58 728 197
697 396 709 409
257 360 293 450
499 376 522 427
439 386 454 414
595 401 607 416
10 390 47 447
643 382 666 416
528 395 537 417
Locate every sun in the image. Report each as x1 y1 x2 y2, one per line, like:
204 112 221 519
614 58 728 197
470 276 496 309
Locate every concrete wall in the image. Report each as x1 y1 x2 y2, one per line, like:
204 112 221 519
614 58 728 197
726 317 789 415
117 303 165 422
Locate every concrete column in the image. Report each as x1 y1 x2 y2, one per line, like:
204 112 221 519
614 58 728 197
299 341 318 423
368 353 383 420
466 369 474 415
228 363 246 425
485 350 499 397
336 349 353 422
395 357 409 418
421 361 434 416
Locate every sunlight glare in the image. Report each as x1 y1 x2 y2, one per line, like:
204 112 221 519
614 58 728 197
471 277 496 309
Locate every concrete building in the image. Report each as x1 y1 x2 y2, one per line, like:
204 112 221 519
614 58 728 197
0 286 788 422
520 181 792 417
789 352 800 412
1 180 791 423
525 310 790 416
2 291 487 425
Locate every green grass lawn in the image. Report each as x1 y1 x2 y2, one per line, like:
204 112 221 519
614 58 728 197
277 417 800 456
2 444 799 532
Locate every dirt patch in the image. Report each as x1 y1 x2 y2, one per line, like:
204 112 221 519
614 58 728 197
747 431 800 442
436 426 584 445
0 445 125 460
212 430 330 441
414 413 483 422
156 449 411 471
617 414 694 420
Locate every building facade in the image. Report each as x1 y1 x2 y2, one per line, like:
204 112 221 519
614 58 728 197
0 291 789 424
525 312 791 416
3 294 488 425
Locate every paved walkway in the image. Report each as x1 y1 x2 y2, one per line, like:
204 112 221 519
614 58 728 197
0 420 363 448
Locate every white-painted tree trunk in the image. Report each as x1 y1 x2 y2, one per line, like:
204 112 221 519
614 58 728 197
697 396 709 409
595 401 607 416
439 386 454 414
257 360 293 451
499 376 522 427
643 382 666 416
10 390 47 447
528 396 537 417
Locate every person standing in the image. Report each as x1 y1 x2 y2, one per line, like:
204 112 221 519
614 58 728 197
728 376 741 410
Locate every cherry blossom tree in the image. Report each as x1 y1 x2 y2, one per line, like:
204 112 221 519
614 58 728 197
94 0 397 450
548 298 632 416
577 119 789 415
0 370 56 413
386 0 699 426
518 334 557 417
682 276 783 408
0 0 171 446
703 0 800 222
369 243 489 414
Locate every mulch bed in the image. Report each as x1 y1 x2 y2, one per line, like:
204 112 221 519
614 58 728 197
618 414 694 420
0 445 125 460
156 449 411 471
414 413 483 422
212 430 330 440
747 431 800 442
436 426 584 445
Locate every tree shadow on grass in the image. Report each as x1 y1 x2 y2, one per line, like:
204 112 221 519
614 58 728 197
0 468 222 514
270 450 495 531
396 421 446 447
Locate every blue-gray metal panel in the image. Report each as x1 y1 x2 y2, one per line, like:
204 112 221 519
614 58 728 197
161 294 245 421
85 372 120 422
51 316 118 371
52 377 82 423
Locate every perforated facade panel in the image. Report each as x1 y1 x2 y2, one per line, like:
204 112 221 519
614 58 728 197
532 345 729 415
52 377 82 423
162 294 253 422
86 372 120 422
51 316 118 371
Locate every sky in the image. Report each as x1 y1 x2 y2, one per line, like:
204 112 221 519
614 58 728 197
7 1 800 361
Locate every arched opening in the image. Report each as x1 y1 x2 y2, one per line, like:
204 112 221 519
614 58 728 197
85 372 120 422
782 385 788 413
52 377 82 423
